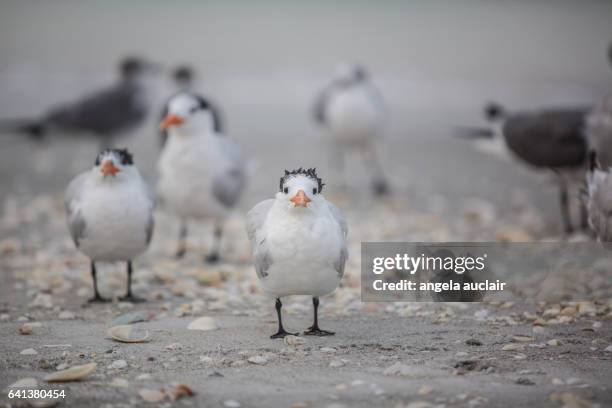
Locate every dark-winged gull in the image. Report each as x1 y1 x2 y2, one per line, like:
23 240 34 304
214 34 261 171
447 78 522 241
458 102 590 233
65 148 154 302
0 57 158 150
246 168 348 338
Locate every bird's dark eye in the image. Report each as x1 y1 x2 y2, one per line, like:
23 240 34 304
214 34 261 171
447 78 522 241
283 187 288 194
312 188 317 195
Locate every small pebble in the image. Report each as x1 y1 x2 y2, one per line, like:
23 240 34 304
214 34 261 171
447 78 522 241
110 360 128 369
247 356 268 365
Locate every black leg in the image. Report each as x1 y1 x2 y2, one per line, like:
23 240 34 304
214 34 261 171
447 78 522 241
88 261 110 303
271 298 298 339
579 188 589 231
204 223 222 263
361 144 390 196
304 297 334 336
559 180 573 234
175 220 188 259
119 261 145 303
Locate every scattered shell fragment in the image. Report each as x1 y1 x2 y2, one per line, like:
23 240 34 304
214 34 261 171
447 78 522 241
329 360 345 368
512 335 535 342
19 323 33 335
320 347 336 353
45 362 96 382
58 311 76 320
110 378 129 387
167 383 195 401
20 348 38 355
418 385 433 395
223 400 241 408
187 316 218 331
283 335 306 346
502 344 524 351
110 360 128 370
605 345 612 352
247 355 268 365
139 388 166 403
108 325 150 343
7 377 38 389
547 339 561 347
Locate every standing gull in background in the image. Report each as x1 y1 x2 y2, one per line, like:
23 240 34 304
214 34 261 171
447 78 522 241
586 151 612 242
158 65 223 147
158 92 245 262
246 168 348 338
65 149 154 302
0 57 158 150
457 102 590 234
313 64 390 195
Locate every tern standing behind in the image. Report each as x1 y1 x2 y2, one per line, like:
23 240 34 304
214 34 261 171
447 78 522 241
65 149 154 302
313 64 390 195
246 168 348 338
158 92 245 262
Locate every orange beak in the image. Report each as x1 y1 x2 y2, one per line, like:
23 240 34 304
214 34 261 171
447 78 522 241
159 114 185 130
290 189 311 207
101 160 120 177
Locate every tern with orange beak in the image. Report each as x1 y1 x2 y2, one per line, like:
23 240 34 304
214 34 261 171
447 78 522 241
65 149 154 302
246 168 348 338
157 92 245 262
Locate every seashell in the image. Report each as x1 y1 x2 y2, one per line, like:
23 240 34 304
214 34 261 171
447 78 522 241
6 377 38 389
139 388 166 403
187 317 218 331
45 362 96 382
512 335 535 342
107 325 150 343
283 335 305 346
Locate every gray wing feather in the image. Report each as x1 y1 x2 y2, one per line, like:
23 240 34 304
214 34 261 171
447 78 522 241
65 173 88 247
327 201 348 277
246 199 274 278
212 139 246 207
142 178 156 245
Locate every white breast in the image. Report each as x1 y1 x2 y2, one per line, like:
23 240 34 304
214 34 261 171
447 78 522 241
260 204 344 297
157 134 231 220
326 85 384 144
78 179 151 262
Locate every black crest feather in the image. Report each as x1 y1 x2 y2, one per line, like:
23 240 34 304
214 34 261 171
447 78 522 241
279 167 324 193
95 148 134 166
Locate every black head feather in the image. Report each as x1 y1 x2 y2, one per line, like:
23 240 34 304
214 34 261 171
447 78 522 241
95 148 134 166
279 167 324 193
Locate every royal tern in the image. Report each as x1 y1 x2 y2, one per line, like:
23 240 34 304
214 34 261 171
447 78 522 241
65 148 154 302
246 168 348 338
158 92 245 262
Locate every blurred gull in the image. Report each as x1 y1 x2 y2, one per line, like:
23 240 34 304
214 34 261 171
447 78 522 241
159 65 223 147
65 148 154 302
313 64 390 195
0 56 158 150
158 92 245 263
586 151 612 242
246 168 347 338
458 101 590 234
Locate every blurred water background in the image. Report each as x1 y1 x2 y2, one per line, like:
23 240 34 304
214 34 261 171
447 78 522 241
0 0 611 229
